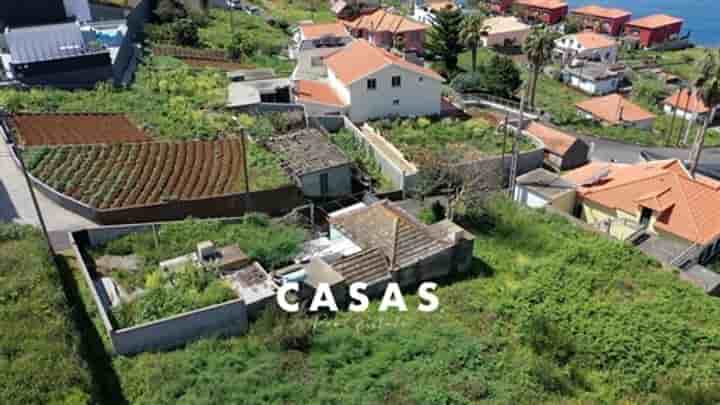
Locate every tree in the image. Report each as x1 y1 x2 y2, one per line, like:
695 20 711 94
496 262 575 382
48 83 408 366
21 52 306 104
450 54 521 98
523 26 557 107
227 31 258 61
154 0 187 23
425 7 465 74
171 18 200 46
688 50 720 177
460 15 486 72
564 16 581 35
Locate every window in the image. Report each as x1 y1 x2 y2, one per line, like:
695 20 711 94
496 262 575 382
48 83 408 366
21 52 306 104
392 75 401 88
367 78 376 90
393 99 400 105
639 207 653 226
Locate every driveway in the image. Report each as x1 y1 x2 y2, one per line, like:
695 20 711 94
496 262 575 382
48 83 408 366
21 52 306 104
580 134 720 165
0 140 97 250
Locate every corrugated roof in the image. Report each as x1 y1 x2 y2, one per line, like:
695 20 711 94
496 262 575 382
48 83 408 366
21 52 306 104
10 113 150 146
626 14 683 30
663 89 711 114
6 22 99 63
324 39 443 85
575 94 656 124
563 160 720 245
572 5 631 20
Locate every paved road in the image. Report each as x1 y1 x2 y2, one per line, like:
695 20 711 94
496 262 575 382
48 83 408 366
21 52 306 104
580 133 720 164
0 140 97 250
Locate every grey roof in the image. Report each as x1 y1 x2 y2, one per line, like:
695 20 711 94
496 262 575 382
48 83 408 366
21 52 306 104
563 61 624 81
264 128 351 176
6 22 101 64
517 168 575 199
226 78 291 108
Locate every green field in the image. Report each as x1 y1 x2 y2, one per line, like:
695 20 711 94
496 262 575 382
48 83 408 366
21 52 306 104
62 197 720 404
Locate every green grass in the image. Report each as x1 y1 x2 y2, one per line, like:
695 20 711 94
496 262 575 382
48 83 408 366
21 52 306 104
373 116 534 164
624 47 712 82
67 197 720 404
331 129 397 192
0 224 93 405
199 9 289 54
255 0 336 23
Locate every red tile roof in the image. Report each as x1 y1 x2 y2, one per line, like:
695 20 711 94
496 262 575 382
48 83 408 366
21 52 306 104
344 8 428 34
572 32 617 49
575 94 656 124
324 39 444 85
626 14 683 30
294 80 347 107
525 122 577 156
663 89 712 114
10 113 150 147
572 5 631 20
564 160 720 245
515 0 567 10
299 22 350 40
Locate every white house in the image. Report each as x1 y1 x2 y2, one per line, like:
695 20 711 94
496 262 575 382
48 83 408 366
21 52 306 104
293 39 444 122
663 88 719 123
289 22 353 59
561 60 625 95
554 32 619 64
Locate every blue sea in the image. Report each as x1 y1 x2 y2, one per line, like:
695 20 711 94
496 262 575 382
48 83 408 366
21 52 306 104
566 0 720 46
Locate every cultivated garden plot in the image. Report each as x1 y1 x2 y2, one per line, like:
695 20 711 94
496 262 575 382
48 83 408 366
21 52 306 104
22 138 289 210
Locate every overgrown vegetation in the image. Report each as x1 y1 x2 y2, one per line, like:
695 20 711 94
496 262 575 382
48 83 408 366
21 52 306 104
69 197 720 404
0 224 93 405
373 116 533 164
331 128 396 192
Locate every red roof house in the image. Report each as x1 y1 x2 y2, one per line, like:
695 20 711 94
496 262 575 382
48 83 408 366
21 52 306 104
624 14 683 48
513 0 568 25
342 8 429 54
571 5 632 36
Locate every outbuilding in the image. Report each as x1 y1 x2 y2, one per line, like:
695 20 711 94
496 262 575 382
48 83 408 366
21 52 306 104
524 122 589 170
513 168 576 210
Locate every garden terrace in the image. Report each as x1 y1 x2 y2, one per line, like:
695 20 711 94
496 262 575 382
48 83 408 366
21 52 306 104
22 138 289 210
152 45 249 71
373 117 535 165
8 113 151 147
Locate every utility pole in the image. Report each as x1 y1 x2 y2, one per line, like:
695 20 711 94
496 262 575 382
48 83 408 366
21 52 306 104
500 111 509 185
16 148 55 257
508 83 526 197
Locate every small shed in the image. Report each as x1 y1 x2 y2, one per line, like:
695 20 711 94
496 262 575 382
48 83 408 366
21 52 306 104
524 122 589 170
513 168 576 212
264 129 353 198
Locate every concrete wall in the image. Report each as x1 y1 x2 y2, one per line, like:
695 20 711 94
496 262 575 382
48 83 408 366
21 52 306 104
450 144 545 186
300 165 353 198
346 64 442 122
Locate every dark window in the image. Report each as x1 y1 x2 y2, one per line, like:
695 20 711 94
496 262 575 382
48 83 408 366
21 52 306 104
639 207 653 226
393 99 400 105
367 78 376 90
320 173 329 195
392 75 401 88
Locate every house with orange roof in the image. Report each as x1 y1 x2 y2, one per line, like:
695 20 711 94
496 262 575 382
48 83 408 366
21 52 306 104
570 5 632 36
342 8 429 54
662 88 719 123
624 14 683 48
513 0 568 25
481 16 531 47
412 0 458 25
523 122 588 170
576 94 656 129
558 159 720 264
554 31 619 64
290 22 353 59
292 39 444 121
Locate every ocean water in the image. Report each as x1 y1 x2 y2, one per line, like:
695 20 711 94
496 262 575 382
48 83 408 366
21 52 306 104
566 0 720 46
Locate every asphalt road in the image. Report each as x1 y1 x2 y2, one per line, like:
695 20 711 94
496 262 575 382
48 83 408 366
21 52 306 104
0 140 97 250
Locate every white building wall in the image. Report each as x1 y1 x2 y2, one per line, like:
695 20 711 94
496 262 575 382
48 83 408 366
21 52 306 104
568 75 618 95
64 0 91 22
513 186 550 208
663 104 718 122
555 36 619 63
327 69 352 105
346 64 442 122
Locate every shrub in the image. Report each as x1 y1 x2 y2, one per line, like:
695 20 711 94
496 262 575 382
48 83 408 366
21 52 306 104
226 31 259 61
154 0 187 23
170 18 200 47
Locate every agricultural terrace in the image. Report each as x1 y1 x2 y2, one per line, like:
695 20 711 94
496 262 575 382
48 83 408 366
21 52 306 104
373 116 535 165
70 198 720 403
9 113 151 147
22 138 289 209
0 224 93 405
90 216 306 328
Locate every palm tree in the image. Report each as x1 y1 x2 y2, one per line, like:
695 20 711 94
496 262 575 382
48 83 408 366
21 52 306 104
523 26 556 108
688 50 720 177
460 15 486 72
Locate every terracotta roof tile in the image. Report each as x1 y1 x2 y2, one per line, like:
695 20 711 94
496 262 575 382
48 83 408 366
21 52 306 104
324 39 443 85
10 113 150 147
626 14 683 30
332 248 390 284
299 22 350 40
572 5 631 20
344 8 428 34
294 80 348 107
515 0 567 10
525 122 577 156
575 94 656 124
663 89 712 114
563 160 720 245
572 32 617 49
